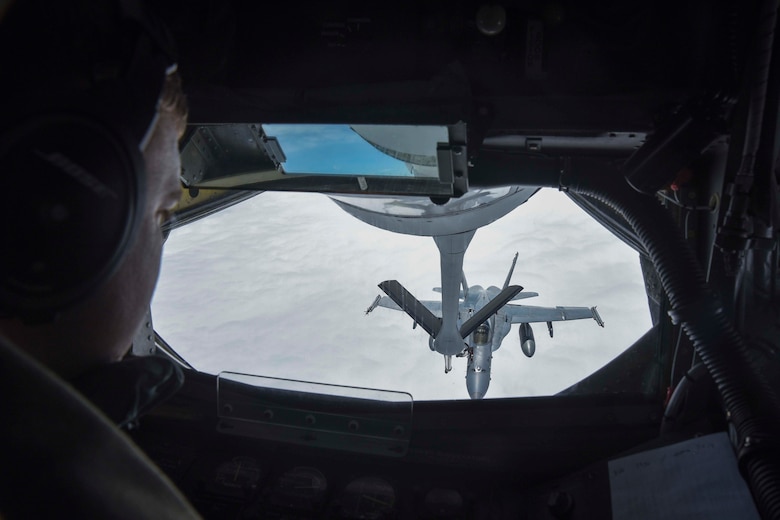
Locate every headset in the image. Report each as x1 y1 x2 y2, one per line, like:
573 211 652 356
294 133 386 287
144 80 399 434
0 0 177 321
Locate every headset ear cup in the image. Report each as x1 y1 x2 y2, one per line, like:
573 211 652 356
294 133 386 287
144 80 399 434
0 114 144 319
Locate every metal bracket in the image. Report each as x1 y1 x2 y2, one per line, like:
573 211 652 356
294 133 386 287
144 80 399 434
132 308 156 356
436 122 469 196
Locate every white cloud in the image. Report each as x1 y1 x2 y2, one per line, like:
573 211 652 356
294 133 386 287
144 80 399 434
152 188 652 401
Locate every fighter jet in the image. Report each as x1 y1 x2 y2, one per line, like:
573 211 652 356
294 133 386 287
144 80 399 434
331 182 604 399
365 252 604 399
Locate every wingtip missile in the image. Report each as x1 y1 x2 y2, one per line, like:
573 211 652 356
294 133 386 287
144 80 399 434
365 295 382 315
591 306 605 327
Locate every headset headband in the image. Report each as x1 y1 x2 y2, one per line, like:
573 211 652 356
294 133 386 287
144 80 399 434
0 0 178 321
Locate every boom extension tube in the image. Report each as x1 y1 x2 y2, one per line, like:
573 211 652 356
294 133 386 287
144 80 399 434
378 280 442 338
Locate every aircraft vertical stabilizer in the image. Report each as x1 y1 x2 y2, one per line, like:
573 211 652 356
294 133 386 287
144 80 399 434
502 252 519 290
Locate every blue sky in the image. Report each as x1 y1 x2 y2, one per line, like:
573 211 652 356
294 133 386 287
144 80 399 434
152 188 652 401
263 125 411 176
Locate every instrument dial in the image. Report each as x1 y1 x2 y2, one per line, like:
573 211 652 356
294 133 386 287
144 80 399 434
269 466 328 512
339 476 396 519
212 456 263 497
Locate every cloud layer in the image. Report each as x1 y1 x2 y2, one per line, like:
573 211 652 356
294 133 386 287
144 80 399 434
152 188 652 401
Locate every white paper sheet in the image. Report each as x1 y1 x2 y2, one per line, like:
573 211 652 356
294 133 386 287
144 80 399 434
609 432 760 519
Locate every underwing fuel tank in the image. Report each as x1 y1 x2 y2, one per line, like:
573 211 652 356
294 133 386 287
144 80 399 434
519 323 536 357
466 323 492 399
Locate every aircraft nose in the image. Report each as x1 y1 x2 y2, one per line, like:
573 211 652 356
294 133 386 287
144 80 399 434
466 370 490 399
466 343 492 399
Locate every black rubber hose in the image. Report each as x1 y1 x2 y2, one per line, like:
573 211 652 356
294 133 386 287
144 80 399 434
738 0 778 180
562 173 780 519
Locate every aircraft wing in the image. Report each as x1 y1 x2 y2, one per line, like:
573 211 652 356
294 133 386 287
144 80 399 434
376 296 442 315
432 288 538 301
503 304 604 326
375 296 401 311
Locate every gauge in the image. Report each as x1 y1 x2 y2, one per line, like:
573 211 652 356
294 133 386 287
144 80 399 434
268 466 328 512
339 476 396 520
214 456 263 493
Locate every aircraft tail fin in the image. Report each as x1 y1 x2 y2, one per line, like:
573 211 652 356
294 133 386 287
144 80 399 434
502 252 519 290
379 280 442 337
459 285 524 338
